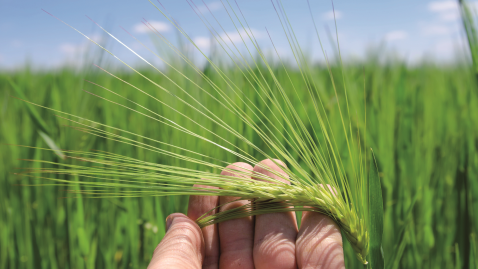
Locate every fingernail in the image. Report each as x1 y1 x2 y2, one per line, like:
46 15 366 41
165 215 174 231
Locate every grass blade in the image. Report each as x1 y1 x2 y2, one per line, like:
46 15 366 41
9 79 65 160
8 79 50 134
369 149 384 268
459 0 478 80
386 192 418 269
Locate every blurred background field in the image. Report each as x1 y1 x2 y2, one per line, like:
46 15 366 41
2 0 478 268
1 59 477 268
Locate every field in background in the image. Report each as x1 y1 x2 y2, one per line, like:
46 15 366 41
1 59 477 268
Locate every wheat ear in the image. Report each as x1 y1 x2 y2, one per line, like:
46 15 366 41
25 0 373 264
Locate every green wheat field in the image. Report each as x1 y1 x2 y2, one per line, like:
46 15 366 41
1 2 478 269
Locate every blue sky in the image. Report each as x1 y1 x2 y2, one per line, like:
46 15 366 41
0 0 474 69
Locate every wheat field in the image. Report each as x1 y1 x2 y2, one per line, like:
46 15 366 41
1 1 478 268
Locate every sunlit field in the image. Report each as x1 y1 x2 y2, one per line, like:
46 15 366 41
1 1 478 268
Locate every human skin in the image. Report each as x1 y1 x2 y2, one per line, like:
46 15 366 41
147 159 345 269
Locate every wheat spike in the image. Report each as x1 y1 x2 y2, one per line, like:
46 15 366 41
25 0 372 264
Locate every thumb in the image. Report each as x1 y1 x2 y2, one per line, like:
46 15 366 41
148 213 205 269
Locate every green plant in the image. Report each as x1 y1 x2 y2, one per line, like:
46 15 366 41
21 0 382 265
2 1 478 268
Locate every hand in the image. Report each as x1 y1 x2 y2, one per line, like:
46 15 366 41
147 159 345 269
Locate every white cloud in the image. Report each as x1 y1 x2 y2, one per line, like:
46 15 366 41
322 10 343 21
196 1 222 14
193 37 212 50
224 29 262 43
192 28 263 50
435 39 455 53
432 39 465 60
384 30 408 42
87 34 104 42
420 24 452 35
134 21 170 34
59 33 104 55
428 1 458 12
431 3 460 22
440 12 460 21
426 1 478 22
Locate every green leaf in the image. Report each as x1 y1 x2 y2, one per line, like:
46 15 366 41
458 0 478 76
8 79 50 134
386 192 418 269
369 149 384 268
9 78 65 159
471 233 478 269
77 227 90 256
455 243 461 269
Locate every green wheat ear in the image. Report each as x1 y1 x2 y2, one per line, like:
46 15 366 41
23 0 383 265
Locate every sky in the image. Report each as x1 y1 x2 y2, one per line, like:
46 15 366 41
0 0 475 70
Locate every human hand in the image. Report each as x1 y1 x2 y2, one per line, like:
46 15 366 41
147 159 345 269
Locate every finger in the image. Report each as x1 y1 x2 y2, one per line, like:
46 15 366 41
296 185 344 269
187 185 219 269
148 213 204 269
218 162 255 269
253 159 298 269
